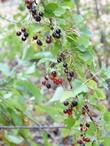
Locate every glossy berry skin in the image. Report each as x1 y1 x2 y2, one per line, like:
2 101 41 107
33 35 38 40
16 31 21 36
37 39 43 46
51 71 57 77
63 101 69 106
57 57 62 63
35 16 41 22
69 71 74 77
63 63 67 68
63 109 68 114
24 32 29 37
25 0 33 4
55 28 61 34
46 84 51 89
100 144 104 146
86 123 90 128
39 12 44 17
83 137 90 142
21 27 26 32
21 36 26 41
71 101 78 107
77 140 84 144
46 35 52 44
42 81 46 85
52 32 61 39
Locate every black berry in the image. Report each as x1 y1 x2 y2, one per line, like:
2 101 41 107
39 12 44 17
16 31 21 36
71 101 78 107
24 32 29 37
69 71 74 77
63 63 68 68
55 28 61 34
52 32 61 39
63 101 69 106
57 57 62 63
46 84 51 89
21 27 26 32
37 39 43 46
33 35 38 40
21 36 26 41
35 15 41 22
46 35 52 44
86 123 90 128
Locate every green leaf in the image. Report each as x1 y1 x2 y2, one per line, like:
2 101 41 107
45 3 58 16
5 134 23 144
64 117 75 129
94 88 106 99
50 86 64 102
86 80 97 89
60 91 74 102
72 80 88 96
0 63 10 76
104 112 110 121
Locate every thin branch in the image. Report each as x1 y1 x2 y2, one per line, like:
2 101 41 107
0 125 65 130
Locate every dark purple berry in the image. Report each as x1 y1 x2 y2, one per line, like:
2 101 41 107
16 31 21 36
46 84 51 89
21 36 26 41
46 35 52 44
71 101 78 107
63 63 68 68
21 27 26 32
39 12 44 17
86 123 90 128
37 39 43 46
69 71 74 77
55 28 61 34
57 57 62 63
33 35 38 40
63 101 69 106
35 15 41 22
24 32 29 37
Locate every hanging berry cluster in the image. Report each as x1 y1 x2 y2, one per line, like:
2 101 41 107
63 100 78 116
25 0 44 22
76 105 92 145
42 71 63 89
16 27 29 41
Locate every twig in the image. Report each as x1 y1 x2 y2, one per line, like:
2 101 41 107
0 125 65 130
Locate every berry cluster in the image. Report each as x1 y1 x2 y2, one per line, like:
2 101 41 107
33 35 43 46
16 27 29 41
25 0 43 22
57 52 74 88
76 105 91 145
42 71 63 89
63 100 78 116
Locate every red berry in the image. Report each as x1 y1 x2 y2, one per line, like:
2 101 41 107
83 137 90 142
51 71 57 77
77 140 83 144
63 109 68 114
80 124 83 127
